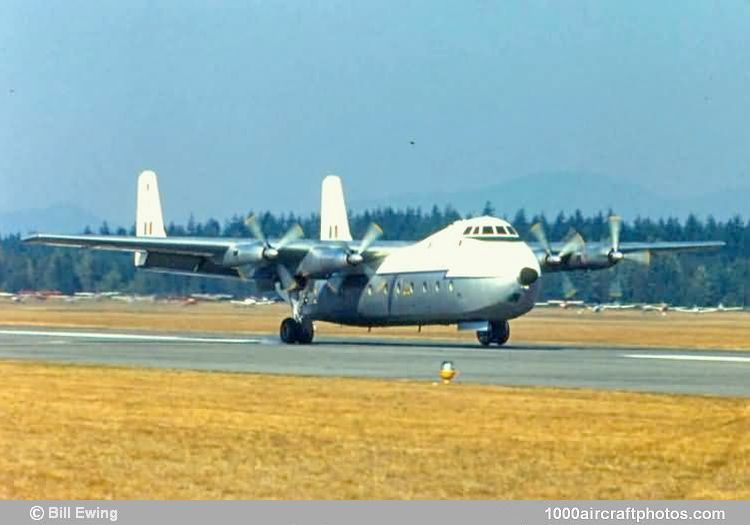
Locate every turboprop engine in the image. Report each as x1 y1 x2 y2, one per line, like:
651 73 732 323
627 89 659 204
529 215 650 272
221 242 272 266
296 246 355 278
297 223 383 278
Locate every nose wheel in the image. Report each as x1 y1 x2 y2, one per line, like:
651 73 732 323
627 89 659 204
476 320 510 346
280 317 315 344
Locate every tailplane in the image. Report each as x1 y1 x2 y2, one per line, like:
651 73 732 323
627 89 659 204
320 175 352 241
135 170 166 266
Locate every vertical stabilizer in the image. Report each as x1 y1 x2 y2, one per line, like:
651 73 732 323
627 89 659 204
320 175 352 241
135 170 166 266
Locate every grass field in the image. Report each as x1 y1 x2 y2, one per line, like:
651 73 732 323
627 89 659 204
1 300 747 499
0 300 748 350
1 360 747 499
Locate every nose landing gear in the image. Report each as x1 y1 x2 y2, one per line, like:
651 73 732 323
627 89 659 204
280 317 315 344
476 320 510 347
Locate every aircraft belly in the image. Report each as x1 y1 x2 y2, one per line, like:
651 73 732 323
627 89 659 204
308 272 538 326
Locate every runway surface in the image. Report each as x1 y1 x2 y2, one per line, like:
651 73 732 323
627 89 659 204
0 327 748 396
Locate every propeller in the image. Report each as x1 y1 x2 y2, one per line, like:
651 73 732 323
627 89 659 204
245 214 303 260
561 273 577 299
607 215 651 265
609 275 623 300
275 263 299 292
327 223 384 293
346 223 383 266
245 214 304 291
530 223 586 266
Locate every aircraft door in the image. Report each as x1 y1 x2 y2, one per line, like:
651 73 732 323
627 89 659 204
357 274 392 320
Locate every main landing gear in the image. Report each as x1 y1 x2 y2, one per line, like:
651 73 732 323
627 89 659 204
280 317 315 344
278 281 315 344
476 320 510 347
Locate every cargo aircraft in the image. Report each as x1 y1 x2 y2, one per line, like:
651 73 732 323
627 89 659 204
24 172 725 346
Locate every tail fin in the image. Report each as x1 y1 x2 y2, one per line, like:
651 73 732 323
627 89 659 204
135 170 166 266
320 175 352 241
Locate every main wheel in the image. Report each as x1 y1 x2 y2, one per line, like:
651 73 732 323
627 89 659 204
476 321 510 347
297 318 315 344
476 330 492 346
280 317 299 344
492 320 510 346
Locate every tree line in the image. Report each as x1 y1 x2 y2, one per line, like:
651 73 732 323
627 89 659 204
1 205 747 306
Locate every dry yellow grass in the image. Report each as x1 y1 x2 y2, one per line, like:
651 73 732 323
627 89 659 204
1 360 747 499
0 300 748 350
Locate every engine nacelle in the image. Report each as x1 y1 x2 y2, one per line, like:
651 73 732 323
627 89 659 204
297 246 353 278
541 250 614 272
221 243 267 266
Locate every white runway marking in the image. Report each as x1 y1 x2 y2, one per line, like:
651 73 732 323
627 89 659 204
0 329 260 344
623 353 750 363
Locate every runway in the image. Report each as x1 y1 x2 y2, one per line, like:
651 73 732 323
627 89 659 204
0 327 748 396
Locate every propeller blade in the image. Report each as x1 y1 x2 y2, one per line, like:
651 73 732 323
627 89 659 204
244 214 267 245
326 275 345 294
609 276 623 299
559 230 585 258
609 215 622 253
277 223 304 249
358 223 383 253
561 273 577 299
626 250 651 265
361 263 376 279
530 223 552 256
274 283 290 304
275 264 297 292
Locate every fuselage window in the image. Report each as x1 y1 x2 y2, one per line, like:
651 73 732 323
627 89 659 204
383 283 389 295
495 226 507 235
448 280 454 293
403 282 414 296
395 282 401 295
463 226 472 235
506 226 518 236
422 282 428 293
366 285 372 296
482 226 494 234
472 226 480 235
435 281 440 292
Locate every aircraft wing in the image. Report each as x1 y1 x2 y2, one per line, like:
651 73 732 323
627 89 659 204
528 240 726 255
23 233 405 281
616 240 725 253
23 234 234 257
528 239 725 273
23 233 312 281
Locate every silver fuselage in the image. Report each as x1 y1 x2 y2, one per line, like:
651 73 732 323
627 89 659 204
301 218 542 326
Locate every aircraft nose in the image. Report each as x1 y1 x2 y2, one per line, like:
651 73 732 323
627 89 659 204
518 267 539 286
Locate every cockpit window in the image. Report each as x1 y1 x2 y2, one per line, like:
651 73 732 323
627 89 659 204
463 226 472 235
506 226 518 235
482 226 493 234
495 226 507 235
472 226 480 234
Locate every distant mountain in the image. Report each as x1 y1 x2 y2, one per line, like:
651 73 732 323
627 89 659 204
350 173 749 220
0 204 103 236
1 174 746 236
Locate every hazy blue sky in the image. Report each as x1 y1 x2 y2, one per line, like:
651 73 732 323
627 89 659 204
1 1 749 226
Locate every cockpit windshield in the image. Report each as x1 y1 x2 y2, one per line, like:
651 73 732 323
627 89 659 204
462 222 519 238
